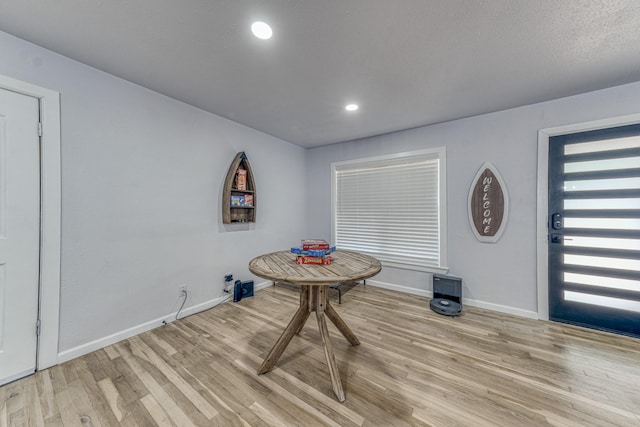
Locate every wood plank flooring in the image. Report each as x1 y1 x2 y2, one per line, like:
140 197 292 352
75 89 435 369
2 284 640 426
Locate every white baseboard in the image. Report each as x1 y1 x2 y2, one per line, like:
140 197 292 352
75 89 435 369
1 368 35 387
58 281 275 364
365 279 430 297
58 279 538 364
254 280 274 292
178 294 231 319
58 294 231 363
365 280 539 320
461 297 539 319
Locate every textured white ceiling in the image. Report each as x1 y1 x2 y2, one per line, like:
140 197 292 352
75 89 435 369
1 1 640 147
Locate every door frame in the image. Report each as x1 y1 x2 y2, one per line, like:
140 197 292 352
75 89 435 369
0 74 60 371
536 113 640 321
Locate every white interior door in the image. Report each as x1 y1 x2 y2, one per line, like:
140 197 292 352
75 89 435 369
0 87 41 385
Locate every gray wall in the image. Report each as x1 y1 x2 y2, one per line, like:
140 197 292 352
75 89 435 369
4 27 640 355
305 81 640 316
0 31 306 353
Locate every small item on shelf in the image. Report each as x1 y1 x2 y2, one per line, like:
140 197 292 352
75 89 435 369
301 239 330 250
244 194 254 207
296 255 332 265
236 169 247 190
231 195 245 206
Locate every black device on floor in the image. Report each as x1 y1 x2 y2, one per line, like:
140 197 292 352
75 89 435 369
430 274 462 316
233 280 254 302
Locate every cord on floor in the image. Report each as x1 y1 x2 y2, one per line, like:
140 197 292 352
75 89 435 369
176 289 188 320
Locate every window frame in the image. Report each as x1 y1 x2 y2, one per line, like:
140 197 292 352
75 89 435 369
331 147 448 273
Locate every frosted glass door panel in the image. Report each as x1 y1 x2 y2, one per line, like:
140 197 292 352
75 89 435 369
564 178 640 192
564 156 640 173
564 198 640 210
563 236 640 251
564 272 640 292
564 135 640 155
564 217 640 230
564 291 640 313
564 254 640 272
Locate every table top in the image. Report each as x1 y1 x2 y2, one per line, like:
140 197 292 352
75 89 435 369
249 249 381 286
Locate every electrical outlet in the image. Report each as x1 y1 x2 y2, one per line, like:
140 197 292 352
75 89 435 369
178 284 187 297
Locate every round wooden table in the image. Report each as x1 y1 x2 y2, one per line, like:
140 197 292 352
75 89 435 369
249 249 381 402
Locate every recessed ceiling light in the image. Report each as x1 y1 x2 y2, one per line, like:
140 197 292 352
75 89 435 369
345 104 359 111
251 21 272 40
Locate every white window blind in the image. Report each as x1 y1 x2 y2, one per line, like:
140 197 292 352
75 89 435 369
333 149 445 270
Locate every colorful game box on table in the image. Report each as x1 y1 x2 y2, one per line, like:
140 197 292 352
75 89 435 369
295 255 332 265
291 240 335 264
301 239 331 250
290 246 336 257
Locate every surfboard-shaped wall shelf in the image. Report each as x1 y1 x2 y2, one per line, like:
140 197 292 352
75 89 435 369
468 161 509 243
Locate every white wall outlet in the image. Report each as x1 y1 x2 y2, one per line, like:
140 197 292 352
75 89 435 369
178 284 187 297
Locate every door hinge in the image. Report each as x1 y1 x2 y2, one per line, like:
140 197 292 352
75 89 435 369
37 122 43 137
36 319 41 336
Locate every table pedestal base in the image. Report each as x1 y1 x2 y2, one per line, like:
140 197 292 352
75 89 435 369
257 285 359 402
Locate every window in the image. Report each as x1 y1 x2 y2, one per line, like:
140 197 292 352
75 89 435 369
332 148 447 271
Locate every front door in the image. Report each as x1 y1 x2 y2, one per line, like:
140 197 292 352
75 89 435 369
548 123 640 337
0 88 41 385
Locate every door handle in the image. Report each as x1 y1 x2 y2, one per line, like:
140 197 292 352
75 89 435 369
551 233 563 243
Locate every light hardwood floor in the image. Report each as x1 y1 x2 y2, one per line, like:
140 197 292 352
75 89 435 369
2 284 640 426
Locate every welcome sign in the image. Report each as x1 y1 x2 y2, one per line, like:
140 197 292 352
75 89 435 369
468 162 509 243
